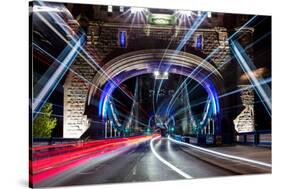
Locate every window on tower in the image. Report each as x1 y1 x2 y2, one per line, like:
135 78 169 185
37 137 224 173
196 34 203 49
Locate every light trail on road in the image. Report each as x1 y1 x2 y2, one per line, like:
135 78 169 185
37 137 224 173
30 135 155 184
168 136 272 168
150 136 193 179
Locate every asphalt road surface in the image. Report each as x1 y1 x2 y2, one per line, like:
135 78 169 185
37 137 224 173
35 137 270 188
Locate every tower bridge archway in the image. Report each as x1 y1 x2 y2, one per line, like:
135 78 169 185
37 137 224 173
71 49 230 142
62 21 236 141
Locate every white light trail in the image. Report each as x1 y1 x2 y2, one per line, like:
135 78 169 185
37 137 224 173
150 136 193 179
170 77 271 117
218 77 271 98
33 43 135 115
32 34 84 113
168 136 272 168
179 31 271 105
165 16 257 114
34 3 139 109
230 40 271 116
155 12 208 104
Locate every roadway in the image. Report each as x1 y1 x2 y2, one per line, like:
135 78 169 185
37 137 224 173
34 136 271 187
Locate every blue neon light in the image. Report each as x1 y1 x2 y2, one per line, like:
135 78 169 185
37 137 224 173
119 31 126 48
98 63 221 128
196 34 202 49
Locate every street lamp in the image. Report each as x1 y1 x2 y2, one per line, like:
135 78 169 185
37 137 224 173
154 71 160 77
119 6 124 12
107 5 113 12
176 10 192 16
130 7 147 14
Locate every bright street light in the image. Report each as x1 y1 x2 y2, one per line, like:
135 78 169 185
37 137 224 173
154 71 160 76
130 7 147 14
176 10 192 16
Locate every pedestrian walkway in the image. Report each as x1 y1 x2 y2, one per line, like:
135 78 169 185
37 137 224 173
208 145 271 164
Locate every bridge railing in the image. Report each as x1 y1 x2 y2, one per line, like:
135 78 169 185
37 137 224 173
32 137 82 147
234 130 271 146
170 134 199 145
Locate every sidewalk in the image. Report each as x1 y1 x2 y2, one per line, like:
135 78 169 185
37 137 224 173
177 142 272 174
208 145 271 164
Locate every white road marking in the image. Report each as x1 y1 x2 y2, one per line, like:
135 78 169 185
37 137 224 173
132 166 137 175
168 136 272 168
150 136 193 179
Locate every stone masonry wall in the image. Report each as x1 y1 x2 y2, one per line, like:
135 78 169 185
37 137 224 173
232 27 255 133
63 22 231 138
233 86 255 133
88 23 231 67
63 55 96 138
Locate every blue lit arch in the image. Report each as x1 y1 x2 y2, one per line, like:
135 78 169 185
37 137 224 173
88 50 225 136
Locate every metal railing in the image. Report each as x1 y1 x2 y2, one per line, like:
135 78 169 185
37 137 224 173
235 130 271 146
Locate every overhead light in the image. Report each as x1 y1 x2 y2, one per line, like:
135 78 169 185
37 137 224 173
197 11 202 16
130 7 147 14
154 71 169 80
176 10 192 16
120 6 124 12
207 11 212 18
108 5 113 12
154 71 160 76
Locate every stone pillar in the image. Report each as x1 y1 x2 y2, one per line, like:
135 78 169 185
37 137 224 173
63 59 95 138
233 85 255 133
234 27 255 60
232 27 255 133
203 27 231 68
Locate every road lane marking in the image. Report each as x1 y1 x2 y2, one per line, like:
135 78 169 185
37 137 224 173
150 136 193 179
132 165 137 175
168 136 272 168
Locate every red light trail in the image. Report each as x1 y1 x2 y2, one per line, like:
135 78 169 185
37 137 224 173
30 135 159 184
